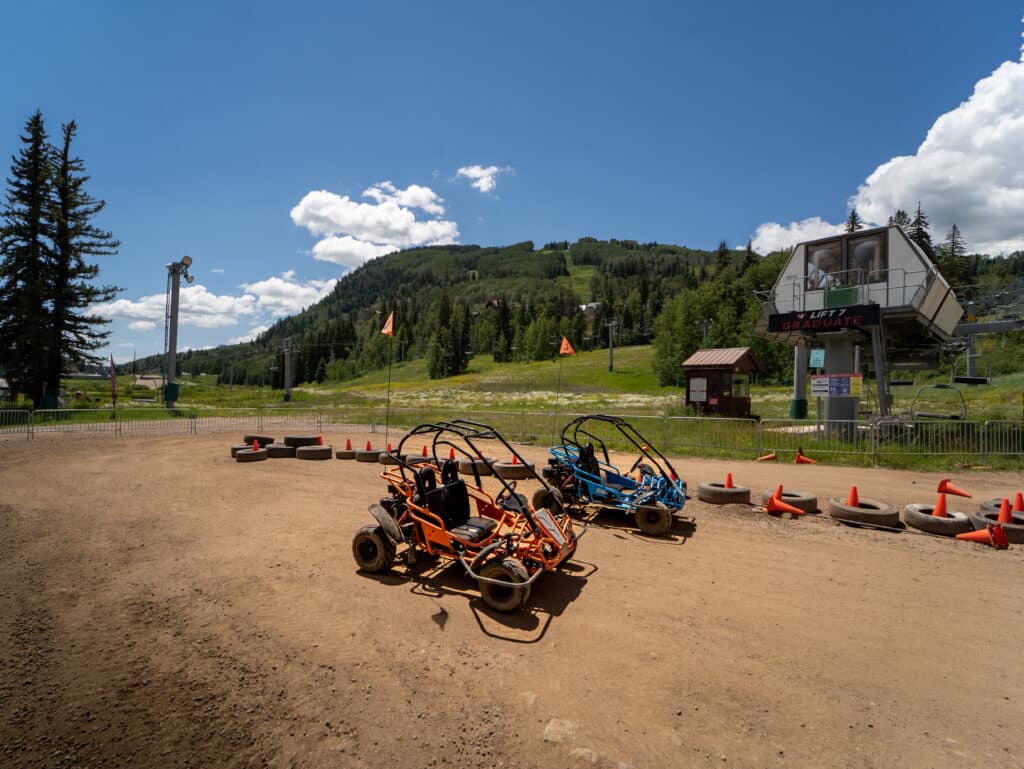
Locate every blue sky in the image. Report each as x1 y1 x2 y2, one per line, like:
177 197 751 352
2 1 1023 361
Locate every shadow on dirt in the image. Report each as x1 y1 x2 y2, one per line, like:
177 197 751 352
576 506 698 545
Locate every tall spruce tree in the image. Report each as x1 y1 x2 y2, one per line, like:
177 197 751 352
888 209 911 230
46 120 120 401
908 202 935 260
715 240 730 272
0 111 53 406
937 223 967 286
845 207 864 233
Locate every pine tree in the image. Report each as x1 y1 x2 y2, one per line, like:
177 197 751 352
0 111 53 406
908 202 935 260
45 121 120 401
315 356 327 383
888 209 911 230
715 240 730 272
740 239 757 274
845 207 864 233
937 224 967 286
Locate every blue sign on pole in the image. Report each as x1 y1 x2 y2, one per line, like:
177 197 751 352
809 348 825 368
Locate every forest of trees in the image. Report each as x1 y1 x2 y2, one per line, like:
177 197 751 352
0 112 119 407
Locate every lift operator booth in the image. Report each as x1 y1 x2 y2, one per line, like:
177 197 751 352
754 226 963 426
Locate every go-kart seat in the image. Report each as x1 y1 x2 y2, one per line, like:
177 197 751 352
414 465 437 504
579 443 602 478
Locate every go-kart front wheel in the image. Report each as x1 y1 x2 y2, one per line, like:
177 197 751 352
479 557 531 612
635 503 673 537
352 524 396 573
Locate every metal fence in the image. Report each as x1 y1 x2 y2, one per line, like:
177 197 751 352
2 406 1021 469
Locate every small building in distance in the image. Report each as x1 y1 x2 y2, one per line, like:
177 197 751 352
681 347 761 418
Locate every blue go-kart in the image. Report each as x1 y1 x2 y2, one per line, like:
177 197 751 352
542 414 687 536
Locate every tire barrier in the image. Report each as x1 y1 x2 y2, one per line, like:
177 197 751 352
697 480 751 505
297 445 333 460
243 434 274 447
336 447 357 459
970 509 1024 543
760 488 818 514
284 435 320 448
236 447 268 463
378 452 409 465
828 496 899 527
267 443 297 458
355 449 382 462
230 444 251 458
458 458 495 476
492 460 533 480
902 503 972 536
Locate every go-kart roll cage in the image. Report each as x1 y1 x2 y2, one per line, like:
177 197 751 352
559 414 682 485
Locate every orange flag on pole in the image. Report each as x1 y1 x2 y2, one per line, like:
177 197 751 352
559 336 575 355
381 311 394 336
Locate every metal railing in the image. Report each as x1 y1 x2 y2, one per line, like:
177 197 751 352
2 406 1020 469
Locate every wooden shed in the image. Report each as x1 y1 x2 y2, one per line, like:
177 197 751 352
681 347 761 417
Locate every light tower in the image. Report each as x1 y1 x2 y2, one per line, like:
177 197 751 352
163 256 193 408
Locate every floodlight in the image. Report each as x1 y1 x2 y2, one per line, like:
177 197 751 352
185 274 194 284
181 255 192 267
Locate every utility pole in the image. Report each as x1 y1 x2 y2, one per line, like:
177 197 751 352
605 317 618 372
283 338 292 402
163 256 193 408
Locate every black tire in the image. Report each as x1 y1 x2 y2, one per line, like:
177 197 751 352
230 443 251 458
243 434 274 447
355 449 382 462
296 445 332 460
266 443 296 458
760 489 818 514
351 525 395 573
235 447 268 463
492 461 533 480
697 481 751 505
635 503 674 536
531 486 564 513
335 449 356 459
903 503 972 536
979 499 1022 516
479 557 531 612
458 458 494 476
378 452 408 465
827 497 899 527
970 510 1024 543
284 435 320 448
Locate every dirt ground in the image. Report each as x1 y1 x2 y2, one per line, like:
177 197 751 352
1 429 1022 769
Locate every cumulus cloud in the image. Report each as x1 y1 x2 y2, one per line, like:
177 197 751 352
210 268 225 274
752 217 845 254
229 325 271 344
362 180 445 215
455 164 512 193
239 271 337 317
95 285 258 329
753 41 1024 255
311 236 396 269
128 320 156 331
290 181 459 272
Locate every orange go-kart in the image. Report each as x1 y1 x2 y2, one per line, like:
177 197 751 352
351 420 581 612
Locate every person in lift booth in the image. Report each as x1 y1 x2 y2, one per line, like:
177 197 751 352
807 250 840 290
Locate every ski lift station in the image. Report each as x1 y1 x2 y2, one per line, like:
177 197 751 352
754 225 963 423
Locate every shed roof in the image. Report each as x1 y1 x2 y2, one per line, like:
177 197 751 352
681 347 760 371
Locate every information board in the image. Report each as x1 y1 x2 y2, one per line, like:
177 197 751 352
810 374 862 398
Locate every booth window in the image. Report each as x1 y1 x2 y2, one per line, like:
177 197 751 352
848 233 887 284
806 241 842 290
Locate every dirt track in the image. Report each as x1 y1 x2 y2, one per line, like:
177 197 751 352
1 431 1022 769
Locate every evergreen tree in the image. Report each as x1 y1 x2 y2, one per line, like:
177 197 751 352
0 112 53 405
937 224 968 286
845 207 864 233
45 120 121 401
715 240 730 272
908 202 935 260
315 356 327 383
888 209 911 230
740 239 757 274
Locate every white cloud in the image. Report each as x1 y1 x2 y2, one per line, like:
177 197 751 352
752 217 845 254
362 180 446 215
456 164 512 193
240 271 337 317
128 320 157 331
229 325 271 344
95 284 258 329
754 42 1024 255
290 181 459 273
210 268 225 274
312 236 396 269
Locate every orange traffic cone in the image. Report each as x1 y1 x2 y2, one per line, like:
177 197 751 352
772 484 784 501
1013 491 1024 512
767 494 805 516
387 442 392 452
365 441 372 451
318 435 323 446
937 479 971 498
511 454 518 465
449 447 455 460
724 473 734 489
846 486 860 507
756 452 777 462
421 445 428 458
997 498 1013 524
956 524 1009 549
252 439 260 451
932 493 948 518
794 447 817 464
345 438 352 451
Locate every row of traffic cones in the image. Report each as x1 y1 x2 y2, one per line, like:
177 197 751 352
927 478 1008 548
756 447 816 464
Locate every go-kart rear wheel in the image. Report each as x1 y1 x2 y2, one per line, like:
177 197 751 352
635 503 673 536
479 557 531 612
352 525 395 573
531 486 564 513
